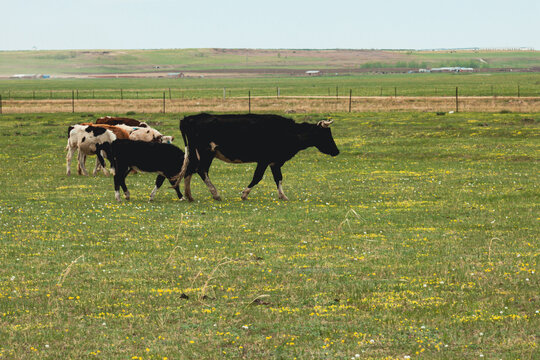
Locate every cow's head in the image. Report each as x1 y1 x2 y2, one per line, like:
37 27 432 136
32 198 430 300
161 135 174 144
95 141 114 169
313 120 339 156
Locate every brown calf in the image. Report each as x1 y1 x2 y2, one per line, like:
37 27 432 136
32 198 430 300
96 116 148 127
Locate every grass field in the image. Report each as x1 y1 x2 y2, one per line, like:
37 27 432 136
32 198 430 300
1 73 539 100
0 111 538 359
1 49 539 75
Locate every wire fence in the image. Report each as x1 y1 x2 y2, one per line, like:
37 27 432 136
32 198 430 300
1 94 539 114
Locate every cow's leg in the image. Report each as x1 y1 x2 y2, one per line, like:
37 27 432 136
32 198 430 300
167 177 184 200
182 148 201 202
198 153 221 201
150 175 167 201
184 174 194 202
113 166 130 201
270 164 288 200
93 157 109 176
78 152 88 176
201 171 221 201
66 145 74 175
76 151 82 175
242 162 268 200
121 168 130 200
113 172 123 202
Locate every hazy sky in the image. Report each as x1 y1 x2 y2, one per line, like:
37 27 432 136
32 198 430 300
2 0 538 50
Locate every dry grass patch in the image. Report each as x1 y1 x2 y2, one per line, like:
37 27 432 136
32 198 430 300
3 96 540 114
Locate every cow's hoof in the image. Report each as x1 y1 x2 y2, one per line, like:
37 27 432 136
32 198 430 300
241 188 251 200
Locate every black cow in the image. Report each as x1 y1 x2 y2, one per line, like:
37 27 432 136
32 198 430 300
96 139 186 202
176 113 339 201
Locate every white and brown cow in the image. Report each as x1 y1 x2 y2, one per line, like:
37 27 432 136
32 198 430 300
66 125 117 176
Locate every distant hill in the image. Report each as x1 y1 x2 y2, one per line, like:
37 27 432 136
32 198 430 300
0 48 538 77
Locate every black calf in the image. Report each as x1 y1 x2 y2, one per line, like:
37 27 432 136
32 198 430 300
96 139 186 201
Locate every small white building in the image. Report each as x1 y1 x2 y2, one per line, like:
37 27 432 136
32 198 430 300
167 72 184 78
11 74 38 79
305 70 321 76
431 67 475 73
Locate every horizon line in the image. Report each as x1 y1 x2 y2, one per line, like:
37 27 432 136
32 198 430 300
1 47 538 52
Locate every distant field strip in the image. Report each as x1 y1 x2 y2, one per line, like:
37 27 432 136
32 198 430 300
0 49 539 75
1 73 539 100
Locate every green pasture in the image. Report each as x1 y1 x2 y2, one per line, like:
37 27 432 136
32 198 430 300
0 111 538 359
0 49 327 75
1 72 539 100
1 49 539 75
407 51 540 69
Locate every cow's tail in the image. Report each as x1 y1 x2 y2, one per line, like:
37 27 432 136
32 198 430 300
171 122 191 188
65 126 74 151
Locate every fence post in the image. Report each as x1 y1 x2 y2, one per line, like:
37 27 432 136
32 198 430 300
394 87 397 98
336 86 338 99
0 95 3 114
517 84 520 98
162 92 166 113
223 87 226 100
72 90 75 113
349 89 352 113
277 87 279 98
33 91 35 100
121 89 123 101
248 90 251 113
455 87 459 113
